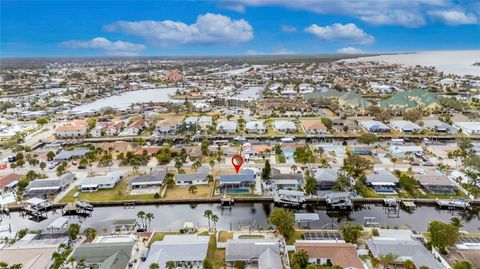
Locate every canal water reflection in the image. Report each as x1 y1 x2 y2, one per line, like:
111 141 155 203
2 203 479 234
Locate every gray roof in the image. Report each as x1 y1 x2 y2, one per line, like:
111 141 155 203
216 120 237 131
258 248 282 269
142 235 209 269
366 238 443 269
390 120 422 131
175 173 208 182
220 174 256 184
311 168 339 183
273 120 296 131
26 179 69 189
54 148 89 160
366 170 399 184
129 170 166 185
72 242 135 264
98 250 130 269
271 173 303 181
225 239 280 261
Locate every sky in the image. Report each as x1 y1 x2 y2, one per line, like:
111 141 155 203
1 0 480 57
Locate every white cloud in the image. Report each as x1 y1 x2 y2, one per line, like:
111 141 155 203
337 47 364 54
245 48 295 55
281 24 297 32
305 23 374 45
428 10 478 25
222 0 457 27
222 4 246 13
104 13 253 46
60 37 145 56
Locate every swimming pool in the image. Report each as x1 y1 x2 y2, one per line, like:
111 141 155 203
0 193 16 205
282 149 295 164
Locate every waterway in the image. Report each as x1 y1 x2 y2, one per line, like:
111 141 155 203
1 203 479 234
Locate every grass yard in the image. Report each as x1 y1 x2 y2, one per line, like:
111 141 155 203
164 182 213 199
218 231 234 242
286 230 305 245
148 232 180 246
60 179 158 203
198 232 225 269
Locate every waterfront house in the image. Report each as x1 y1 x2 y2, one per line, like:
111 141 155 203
415 171 457 194
0 173 23 191
155 118 182 134
184 116 199 129
225 239 282 268
390 145 423 158
79 172 124 192
90 125 104 137
273 120 297 133
71 241 136 269
295 242 364 269
175 173 209 186
198 116 213 130
390 120 422 133
119 119 147 136
128 168 166 189
453 121 480 135
446 235 480 269
142 235 209 269
366 169 399 194
54 147 89 162
245 120 267 133
0 233 68 269
106 121 124 136
366 229 443 269
270 173 303 190
310 167 340 191
23 173 75 198
359 120 390 133
423 120 456 133
301 119 328 134
216 120 237 134
351 145 373 155
219 173 256 194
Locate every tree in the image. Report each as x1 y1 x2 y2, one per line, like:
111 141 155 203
211 214 219 230
188 185 198 195
39 161 46 172
47 151 56 161
428 220 459 251
137 211 146 221
450 217 463 229
342 155 372 178
292 249 309 269
457 137 473 156
340 221 364 244
377 253 399 269
67 223 81 240
269 208 294 239
453 261 472 269
294 146 315 164
403 109 422 122
234 261 245 269
291 165 298 173
36 117 48 126
403 259 415 269
149 263 160 269
203 260 213 269
204 209 213 230
261 159 271 183
192 160 202 172
83 228 97 241
304 176 317 196
165 261 175 269
165 173 175 189
356 133 378 145
209 159 215 171
201 138 210 156
145 213 154 232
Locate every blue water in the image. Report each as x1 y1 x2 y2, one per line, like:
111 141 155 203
283 149 295 164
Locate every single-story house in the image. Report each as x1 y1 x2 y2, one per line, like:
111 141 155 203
273 120 297 133
359 120 390 133
23 173 75 198
423 120 456 133
453 122 480 135
415 172 457 194
390 145 423 158
71 241 136 269
246 120 267 133
219 174 256 194
351 145 373 155
301 119 328 134
366 169 399 194
295 242 364 269
216 120 237 134
54 147 89 162
366 229 443 269
0 173 23 191
198 116 213 130
310 168 340 191
128 169 166 189
225 239 282 268
184 116 199 128
390 120 422 133
175 173 209 186
79 172 124 192
270 173 303 190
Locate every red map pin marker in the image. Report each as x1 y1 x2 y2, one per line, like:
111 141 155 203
231 154 244 174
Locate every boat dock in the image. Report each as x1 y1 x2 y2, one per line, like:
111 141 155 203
274 189 306 207
62 201 94 215
435 198 471 210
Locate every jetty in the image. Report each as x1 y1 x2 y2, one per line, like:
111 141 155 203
325 192 353 210
435 198 471 210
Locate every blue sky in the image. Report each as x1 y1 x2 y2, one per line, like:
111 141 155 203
1 0 479 57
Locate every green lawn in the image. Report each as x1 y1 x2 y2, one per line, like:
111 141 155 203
198 232 225 269
60 179 159 203
286 230 304 245
148 232 180 246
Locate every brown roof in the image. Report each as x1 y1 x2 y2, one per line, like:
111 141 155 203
0 173 23 188
295 242 364 269
301 119 327 130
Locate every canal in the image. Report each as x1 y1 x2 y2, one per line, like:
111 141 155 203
1 203 479 234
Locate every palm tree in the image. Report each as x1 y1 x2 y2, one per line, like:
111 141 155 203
145 213 154 232
204 209 213 230
209 160 215 171
377 253 399 269
149 263 160 269
291 164 298 173
192 160 201 172
188 185 198 195
165 261 175 269
211 214 219 231
403 260 415 269
68 257 75 269
83 228 97 241
137 211 146 225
